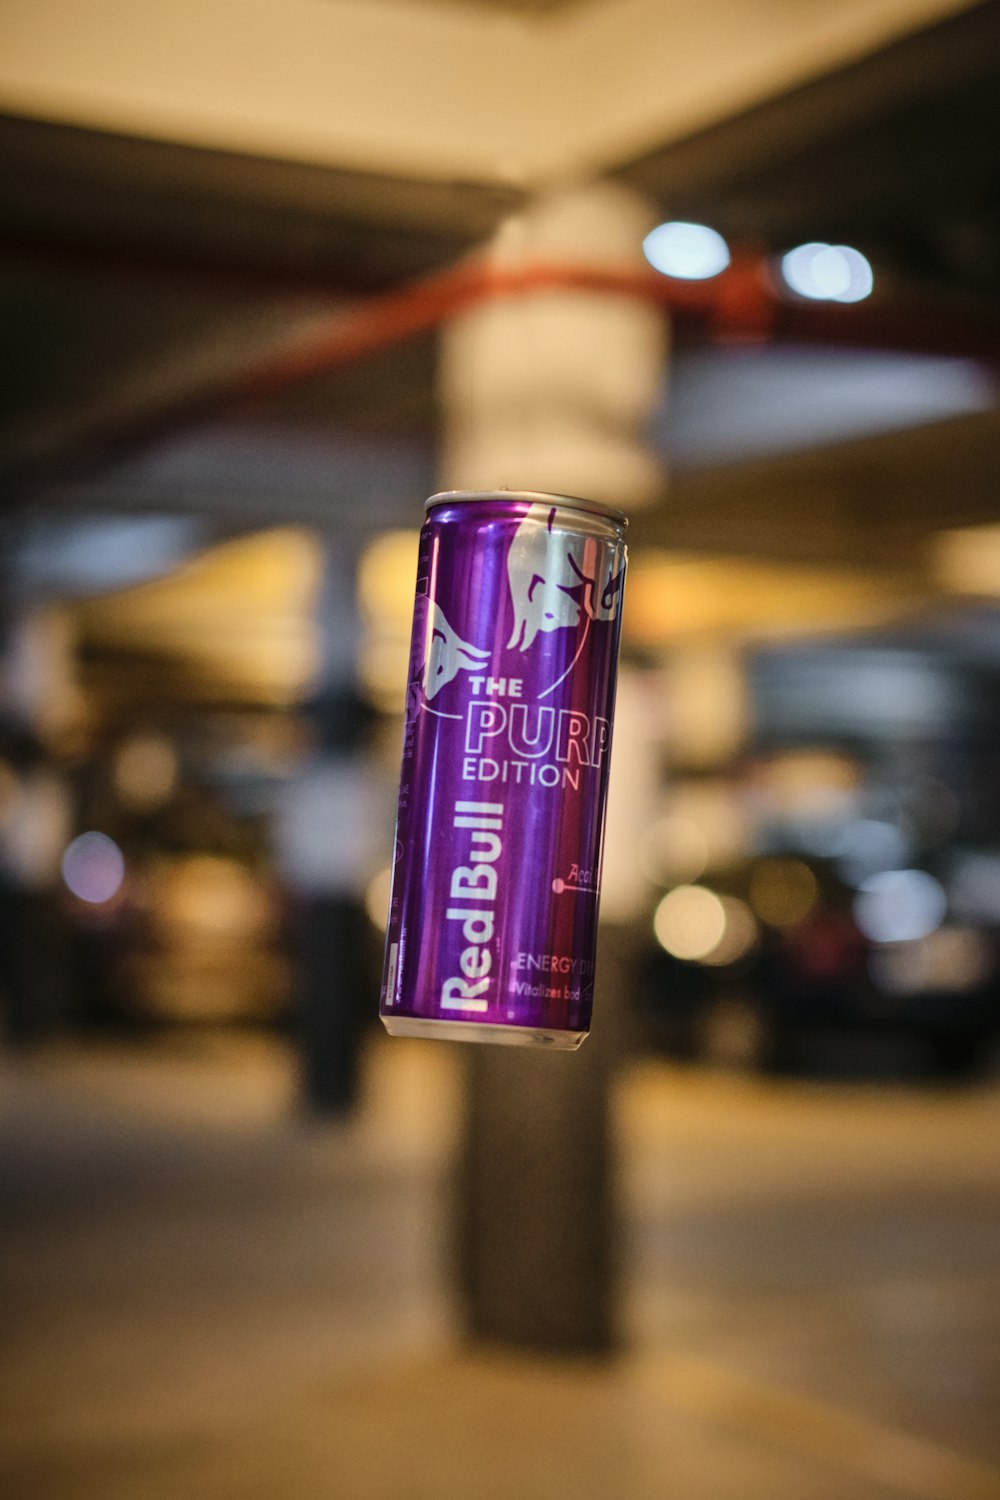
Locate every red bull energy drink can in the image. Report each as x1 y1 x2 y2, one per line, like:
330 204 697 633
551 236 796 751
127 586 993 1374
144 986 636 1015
380 490 627 1048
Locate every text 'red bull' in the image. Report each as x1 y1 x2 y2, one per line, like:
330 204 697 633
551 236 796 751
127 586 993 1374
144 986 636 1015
442 800 503 1012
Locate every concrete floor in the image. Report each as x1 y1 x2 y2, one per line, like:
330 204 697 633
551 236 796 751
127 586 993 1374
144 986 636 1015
2 1031 1000 1499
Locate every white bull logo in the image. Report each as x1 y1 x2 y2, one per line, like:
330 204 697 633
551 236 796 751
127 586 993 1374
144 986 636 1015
415 505 623 702
418 597 490 700
506 503 624 653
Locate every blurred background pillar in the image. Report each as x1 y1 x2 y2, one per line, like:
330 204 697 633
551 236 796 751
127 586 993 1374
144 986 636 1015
0 606 77 1045
439 181 667 509
663 637 750 772
441 180 667 1353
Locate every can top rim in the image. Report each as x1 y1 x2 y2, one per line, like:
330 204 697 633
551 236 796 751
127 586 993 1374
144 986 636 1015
425 489 628 526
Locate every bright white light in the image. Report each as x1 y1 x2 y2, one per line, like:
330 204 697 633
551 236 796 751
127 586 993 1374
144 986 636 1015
781 242 874 303
654 884 727 960
62 831 125 905
643 222 730 281
853 869 946 944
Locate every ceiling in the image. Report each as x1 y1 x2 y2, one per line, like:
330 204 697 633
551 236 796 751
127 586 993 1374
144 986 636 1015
387 0 581 10
0 0 998 587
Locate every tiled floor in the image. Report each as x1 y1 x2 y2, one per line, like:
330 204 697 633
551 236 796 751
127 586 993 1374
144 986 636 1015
2 1032 999 1499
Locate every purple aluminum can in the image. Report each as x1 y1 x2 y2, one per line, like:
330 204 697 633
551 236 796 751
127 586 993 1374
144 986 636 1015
380 490 627 1049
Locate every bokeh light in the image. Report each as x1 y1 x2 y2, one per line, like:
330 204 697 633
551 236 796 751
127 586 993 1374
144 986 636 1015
654 884 727 960
638 814 710 886
869 927 991 996
749 857 819 927
780 242 874 303
643 221 730 280
62 831 125 905
853 868 947 944
155 855 267 936
701 896 759 966
113 734 179 812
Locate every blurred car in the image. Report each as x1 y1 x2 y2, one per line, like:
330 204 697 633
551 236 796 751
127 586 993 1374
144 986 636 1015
123 853 291 1025
638 857 1000 1078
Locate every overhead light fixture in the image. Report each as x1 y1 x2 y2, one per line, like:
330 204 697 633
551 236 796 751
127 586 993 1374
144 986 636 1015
780 242 873 303
643 221 730 281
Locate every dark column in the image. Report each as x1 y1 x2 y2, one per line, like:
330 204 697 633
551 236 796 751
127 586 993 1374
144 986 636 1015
454 925 632 1354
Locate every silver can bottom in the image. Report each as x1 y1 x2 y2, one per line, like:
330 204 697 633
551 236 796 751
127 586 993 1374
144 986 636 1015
381 1016 587 1050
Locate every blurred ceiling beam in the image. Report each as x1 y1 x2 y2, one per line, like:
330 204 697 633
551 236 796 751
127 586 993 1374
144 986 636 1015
0 278 350 485
616 0 1000 217
0 113 522 292
4 243 998 503
529 0 986 183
